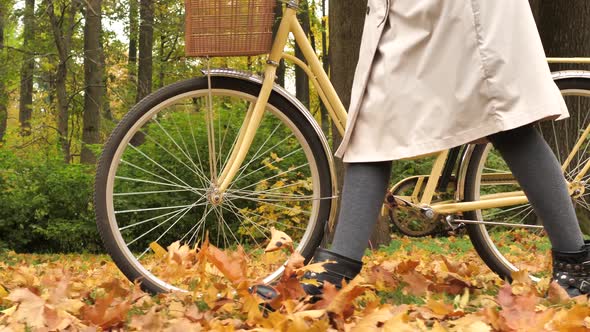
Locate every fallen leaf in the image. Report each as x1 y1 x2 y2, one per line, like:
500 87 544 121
265 227 294 253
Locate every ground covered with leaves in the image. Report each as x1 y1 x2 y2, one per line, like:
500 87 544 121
1 232 590 331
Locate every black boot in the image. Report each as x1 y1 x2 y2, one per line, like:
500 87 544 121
552 244 590 297
300 248 363 296
253 248 363 301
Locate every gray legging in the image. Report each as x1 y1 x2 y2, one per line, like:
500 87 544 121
330 124 584 261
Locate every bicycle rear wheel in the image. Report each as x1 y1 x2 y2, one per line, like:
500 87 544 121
464 75 590 281
95 76 333 293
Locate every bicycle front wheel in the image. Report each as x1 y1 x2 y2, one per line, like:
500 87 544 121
464 75 590 281
95 76 333 293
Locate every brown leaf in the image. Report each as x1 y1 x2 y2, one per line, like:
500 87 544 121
396 260 420 274
281 251 306 282
547 281 572 305
548 304 590 330
264 227 294 253
401 271 432 296
311 282 340 309
205 244 248 286
350 305 395 332
493 283 553 331
365 264 398 291
81 292 131 329
326 276 369 318
6 288 46 329
129 306 164 331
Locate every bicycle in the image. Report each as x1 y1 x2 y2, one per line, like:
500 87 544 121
94 0 590 293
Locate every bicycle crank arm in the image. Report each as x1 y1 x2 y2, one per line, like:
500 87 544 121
447 217 544 229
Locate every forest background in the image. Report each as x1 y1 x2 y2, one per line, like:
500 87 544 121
0 0 588 253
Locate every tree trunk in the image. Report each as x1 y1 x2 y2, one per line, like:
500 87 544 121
136 0 154 102
0 1 7 141
101 32 112 121
158 35 167 89
47 0 79 163
81 0 103 164
295 0 310 108
272 2 285 87
326 0 368 243
128 0 139 83
18 0 35 135
319 0 330 134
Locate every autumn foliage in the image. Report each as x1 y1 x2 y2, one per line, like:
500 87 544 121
1 232 590 331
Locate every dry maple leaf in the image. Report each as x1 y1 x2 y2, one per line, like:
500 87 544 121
81 291 131 329
401 271 432 296
6 288 47 329
350 305 396 331
489 283 554 331
281 251 306 282
326 275 369 319
129 306 164 331
264 227 294 253
547 304 590 331
205 244 249 286
546 280 572 305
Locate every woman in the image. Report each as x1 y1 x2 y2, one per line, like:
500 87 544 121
259 0 589 299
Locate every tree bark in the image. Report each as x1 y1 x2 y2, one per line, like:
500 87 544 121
47 0 79 163
18 0 35 135
81 0 103 164
272 2 285 87
136 0 154 102
128 0 139 82
0 0 7 141
319 0 330 134
326 0 368 242
295 0 310 109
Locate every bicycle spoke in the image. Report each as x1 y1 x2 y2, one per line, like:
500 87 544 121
115 175 194 190
137 204 196 259
237 163 310 193
114 188 196 197
216 104 238 174
213 206 240 249
227 200 307 231
185 204 215 248
186 108 207 186
169 112 208 189
153 117 208 183
552 121 562 165
120 159 185 187
126 204 194 248
221 202 266 246
128 140 204 189
119 208 192 231
235 147 303 183
482 203 532 220
232 129 294 184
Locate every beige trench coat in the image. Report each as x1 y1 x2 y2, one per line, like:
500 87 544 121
335 0 568 162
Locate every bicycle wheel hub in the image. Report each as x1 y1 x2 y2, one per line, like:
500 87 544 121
571 181 586 198
207 187 224 205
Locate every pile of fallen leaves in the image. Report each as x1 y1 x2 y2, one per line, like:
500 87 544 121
1 230 590 331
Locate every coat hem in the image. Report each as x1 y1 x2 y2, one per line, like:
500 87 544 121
340 101 566 163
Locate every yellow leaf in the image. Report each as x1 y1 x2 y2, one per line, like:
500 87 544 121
150 241 168 258
0 284 8 299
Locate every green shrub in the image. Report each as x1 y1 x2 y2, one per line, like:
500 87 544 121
0 150 102 253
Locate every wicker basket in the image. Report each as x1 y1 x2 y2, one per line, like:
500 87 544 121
185 0 277 57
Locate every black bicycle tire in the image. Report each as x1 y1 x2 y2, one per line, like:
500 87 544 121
95 76 333 294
